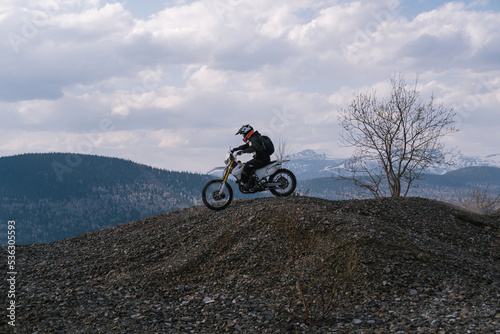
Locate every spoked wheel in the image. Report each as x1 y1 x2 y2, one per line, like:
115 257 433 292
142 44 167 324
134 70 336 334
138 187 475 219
270 169 297 197
202 179 233 210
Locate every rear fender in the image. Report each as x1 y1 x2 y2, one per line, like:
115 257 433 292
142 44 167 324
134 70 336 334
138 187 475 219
255 161 281 179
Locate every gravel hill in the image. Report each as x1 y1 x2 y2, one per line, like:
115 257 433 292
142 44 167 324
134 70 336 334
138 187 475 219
1 196 499 333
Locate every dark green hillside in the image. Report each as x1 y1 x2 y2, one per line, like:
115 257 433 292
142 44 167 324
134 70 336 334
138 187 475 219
440 166 500 184
0 153 213 245
0 153 197 199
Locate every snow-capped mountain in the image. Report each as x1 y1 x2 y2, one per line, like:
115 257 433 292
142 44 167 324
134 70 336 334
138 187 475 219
286 149 500 180
286 149 348 180
427 153 500 174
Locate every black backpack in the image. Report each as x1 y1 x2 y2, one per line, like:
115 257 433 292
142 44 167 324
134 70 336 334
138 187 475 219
261 135 274 155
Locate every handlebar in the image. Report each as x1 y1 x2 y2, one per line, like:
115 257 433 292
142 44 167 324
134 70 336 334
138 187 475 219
227 147 244 162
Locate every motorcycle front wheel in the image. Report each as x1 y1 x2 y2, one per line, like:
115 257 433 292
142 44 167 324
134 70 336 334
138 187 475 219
202 179 233 210
269 169 297 197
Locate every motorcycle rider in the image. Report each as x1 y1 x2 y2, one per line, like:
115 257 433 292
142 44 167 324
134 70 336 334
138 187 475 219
232 124 272 190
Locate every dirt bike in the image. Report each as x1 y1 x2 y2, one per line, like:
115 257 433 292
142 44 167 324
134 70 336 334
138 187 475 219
202 149 297 210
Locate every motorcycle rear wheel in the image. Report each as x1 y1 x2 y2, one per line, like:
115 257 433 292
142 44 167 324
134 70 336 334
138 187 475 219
202 179 233 210
269 169 296 197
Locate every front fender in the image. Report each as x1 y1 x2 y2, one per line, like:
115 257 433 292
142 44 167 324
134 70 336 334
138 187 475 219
207 166 226 174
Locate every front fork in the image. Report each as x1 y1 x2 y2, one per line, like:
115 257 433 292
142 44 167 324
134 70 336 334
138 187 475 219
219 165 232 193
218 182 227 194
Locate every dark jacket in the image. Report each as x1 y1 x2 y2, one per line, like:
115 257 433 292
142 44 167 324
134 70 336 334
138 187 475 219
234 131 270 161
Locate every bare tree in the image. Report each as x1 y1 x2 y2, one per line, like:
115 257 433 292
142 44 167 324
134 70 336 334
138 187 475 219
274 135 291 161
338 73 457 198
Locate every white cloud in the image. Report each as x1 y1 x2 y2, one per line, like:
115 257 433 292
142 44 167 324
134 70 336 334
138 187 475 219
17 99 59 124
1 0 499 172
187 66 231 92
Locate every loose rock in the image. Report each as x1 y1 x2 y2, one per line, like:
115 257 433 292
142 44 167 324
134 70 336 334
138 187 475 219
0 196 498 333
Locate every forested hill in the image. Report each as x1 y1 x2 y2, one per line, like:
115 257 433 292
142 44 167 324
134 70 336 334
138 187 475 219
0 153 213 245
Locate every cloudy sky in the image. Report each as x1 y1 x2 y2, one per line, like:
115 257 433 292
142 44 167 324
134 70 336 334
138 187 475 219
1 0 499 173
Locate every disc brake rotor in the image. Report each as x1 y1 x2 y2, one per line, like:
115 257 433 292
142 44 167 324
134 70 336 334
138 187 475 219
212 191 225 201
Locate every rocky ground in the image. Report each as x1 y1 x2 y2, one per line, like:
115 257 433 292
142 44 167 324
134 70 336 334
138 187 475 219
1 196 499 333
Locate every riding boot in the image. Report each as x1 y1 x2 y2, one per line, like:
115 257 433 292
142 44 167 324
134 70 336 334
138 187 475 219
240 171 249 184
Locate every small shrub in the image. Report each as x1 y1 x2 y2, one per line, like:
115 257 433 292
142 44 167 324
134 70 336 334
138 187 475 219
456 184 500 215
292 188 310 197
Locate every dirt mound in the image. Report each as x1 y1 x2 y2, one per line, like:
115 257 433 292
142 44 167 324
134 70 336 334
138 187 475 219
1 196 499 333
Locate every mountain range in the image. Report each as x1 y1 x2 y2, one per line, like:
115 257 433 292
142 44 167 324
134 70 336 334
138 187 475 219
299 166 500 203
289 149 500 204
1 151 499 245
286 149 500 180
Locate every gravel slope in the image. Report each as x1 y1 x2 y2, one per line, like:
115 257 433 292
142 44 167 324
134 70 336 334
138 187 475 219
1 196 499 333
